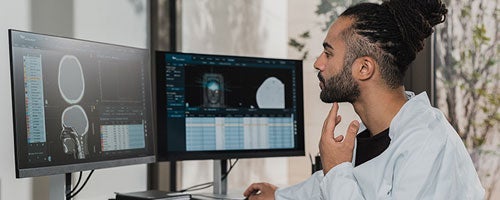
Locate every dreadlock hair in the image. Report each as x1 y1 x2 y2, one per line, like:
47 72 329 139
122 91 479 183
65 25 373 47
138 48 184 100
339 0 447 88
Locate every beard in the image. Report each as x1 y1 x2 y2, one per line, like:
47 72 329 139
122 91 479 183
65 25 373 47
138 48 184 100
318 60 360 103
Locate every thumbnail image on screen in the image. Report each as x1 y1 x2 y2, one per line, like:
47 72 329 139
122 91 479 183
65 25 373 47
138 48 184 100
9 30 155 177
157 52 304 161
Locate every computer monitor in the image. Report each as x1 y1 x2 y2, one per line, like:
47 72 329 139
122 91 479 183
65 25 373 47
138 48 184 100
9 30 155 178
155 51 304 161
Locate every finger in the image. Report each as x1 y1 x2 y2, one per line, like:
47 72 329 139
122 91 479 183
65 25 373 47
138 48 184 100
333 134 344 142
335 115 342 126
247 192 259 200
323 103 339 136
243 183 262 197
248 194 259 200
345 120 360 144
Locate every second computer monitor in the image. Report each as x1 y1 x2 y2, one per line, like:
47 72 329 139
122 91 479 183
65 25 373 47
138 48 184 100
156 51 304 161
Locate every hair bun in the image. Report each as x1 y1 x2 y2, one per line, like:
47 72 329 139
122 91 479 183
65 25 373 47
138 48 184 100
382 0 447 52
412 0 448 26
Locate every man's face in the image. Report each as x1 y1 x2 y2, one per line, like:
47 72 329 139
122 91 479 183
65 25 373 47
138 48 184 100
314 17 360 103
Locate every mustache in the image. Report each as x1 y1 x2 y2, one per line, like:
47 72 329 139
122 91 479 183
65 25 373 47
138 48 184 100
317 72 325 84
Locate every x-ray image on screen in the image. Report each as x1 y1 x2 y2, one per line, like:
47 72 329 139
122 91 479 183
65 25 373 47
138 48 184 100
203 73 225 108
60 105 89 159
256 77 285 109
58 55 88 159
58 55 85 104
185 66 293 109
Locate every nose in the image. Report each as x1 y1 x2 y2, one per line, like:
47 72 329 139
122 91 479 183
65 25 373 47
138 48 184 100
314 52 325 71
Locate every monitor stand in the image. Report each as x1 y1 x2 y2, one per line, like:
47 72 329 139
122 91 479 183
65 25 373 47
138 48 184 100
49 173 72 200
193 160 245 200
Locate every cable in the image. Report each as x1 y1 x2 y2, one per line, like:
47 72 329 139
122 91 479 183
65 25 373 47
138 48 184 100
67 170 94 199
178 182 213 193
181 182 214 192
67 172 83 196
221 159 239 181
66 170 95 199
177 159 240 193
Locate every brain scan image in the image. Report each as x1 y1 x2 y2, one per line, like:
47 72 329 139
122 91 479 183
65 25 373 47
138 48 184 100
60 105 89 159
58 55 85 104
256 77 285 109
203 73 224 107
58 55 88 160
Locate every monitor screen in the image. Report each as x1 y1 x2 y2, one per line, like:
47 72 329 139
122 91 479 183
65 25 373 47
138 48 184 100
156 51 304 161
9 30 155 178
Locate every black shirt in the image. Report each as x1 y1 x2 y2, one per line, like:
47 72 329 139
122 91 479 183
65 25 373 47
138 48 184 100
354 128 391 167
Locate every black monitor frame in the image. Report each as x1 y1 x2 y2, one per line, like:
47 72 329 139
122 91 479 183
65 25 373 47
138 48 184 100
9 29 156 178
155 51 305 161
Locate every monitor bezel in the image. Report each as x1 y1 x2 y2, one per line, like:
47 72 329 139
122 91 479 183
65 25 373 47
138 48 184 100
9 29 157 178
155 51 305 161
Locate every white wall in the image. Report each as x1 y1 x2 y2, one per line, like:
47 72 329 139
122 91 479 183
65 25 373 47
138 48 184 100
181 0 287 58
73 0 148 48
0 0 150 199
0 0 33 199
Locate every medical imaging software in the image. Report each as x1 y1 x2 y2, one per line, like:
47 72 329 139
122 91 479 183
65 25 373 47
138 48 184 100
162 53 301 153
10 31 153 170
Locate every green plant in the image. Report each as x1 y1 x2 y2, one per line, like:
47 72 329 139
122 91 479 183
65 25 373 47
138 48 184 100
435 0 499 198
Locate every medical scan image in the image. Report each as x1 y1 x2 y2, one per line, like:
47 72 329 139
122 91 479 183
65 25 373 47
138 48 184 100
203 73 225 108
58 55 88 159
185 66 293 109
58 55 85 104
60 105 89 159
256 77 285 109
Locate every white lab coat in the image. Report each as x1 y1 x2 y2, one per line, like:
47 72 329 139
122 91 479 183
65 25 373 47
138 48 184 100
276 92 485 200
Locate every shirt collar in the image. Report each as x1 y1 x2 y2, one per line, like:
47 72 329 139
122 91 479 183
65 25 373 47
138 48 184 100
388 91 431 140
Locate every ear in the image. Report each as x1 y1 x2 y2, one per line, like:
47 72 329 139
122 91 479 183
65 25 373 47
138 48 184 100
352 56 376 81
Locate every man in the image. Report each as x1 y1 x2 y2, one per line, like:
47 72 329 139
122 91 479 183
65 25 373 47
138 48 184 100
244 0 485 199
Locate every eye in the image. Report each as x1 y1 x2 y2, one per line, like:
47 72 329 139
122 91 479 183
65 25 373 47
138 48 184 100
324 51 333 58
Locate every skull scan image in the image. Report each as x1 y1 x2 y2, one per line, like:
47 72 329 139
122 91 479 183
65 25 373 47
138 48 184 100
60 124 77 155
207 81 221 103
60 105 89 159
58 55 88 159
256 77 285 109
203 73 224 107
58 55 85 104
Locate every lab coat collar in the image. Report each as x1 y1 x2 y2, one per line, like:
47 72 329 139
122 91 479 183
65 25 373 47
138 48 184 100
388 91 430 140
356 91 419 136
353 91 425 164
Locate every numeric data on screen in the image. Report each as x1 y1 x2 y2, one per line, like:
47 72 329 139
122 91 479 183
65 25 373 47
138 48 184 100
185 117 294 151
